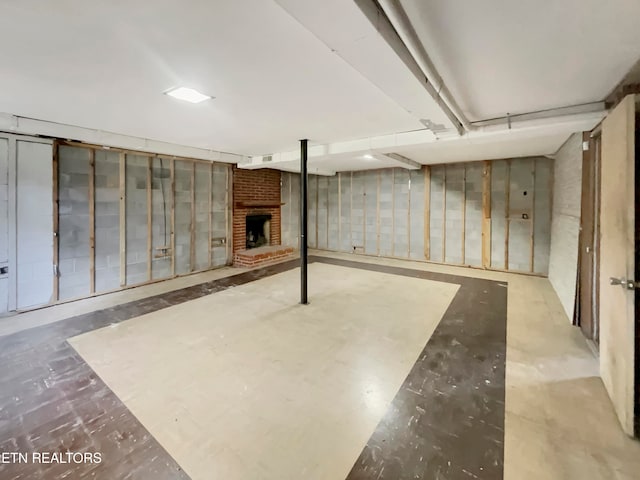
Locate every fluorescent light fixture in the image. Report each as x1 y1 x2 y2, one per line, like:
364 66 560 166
165 87 212 104
363 154 374 160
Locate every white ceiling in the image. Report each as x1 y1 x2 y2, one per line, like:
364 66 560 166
0 0 434 155
400 0 640 122
1 0 638 167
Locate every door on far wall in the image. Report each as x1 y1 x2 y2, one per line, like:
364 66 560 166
2 134 54 313
577 131 601 343
599 94 637 437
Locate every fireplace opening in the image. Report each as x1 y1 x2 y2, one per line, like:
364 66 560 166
246 214 271 249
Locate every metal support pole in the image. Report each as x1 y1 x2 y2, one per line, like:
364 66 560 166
300 139 309 304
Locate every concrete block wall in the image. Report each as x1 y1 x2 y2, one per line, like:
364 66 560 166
194 163 211 271
281 158 552 275
281 172 300 248
408 169 425 260
58 146 91 300
282 168 426 260
508 157 535 272
490 160 508 269
464 166 483 267
56 145 231 302
549 132 583 321
151 158 172 280
94 150 120 292
211 164 230 267
125 154 150 285
174 160 193 275
444 164 464 264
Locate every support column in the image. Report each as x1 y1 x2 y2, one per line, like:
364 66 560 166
300 139 309 304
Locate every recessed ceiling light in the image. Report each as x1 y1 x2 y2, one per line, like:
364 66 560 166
165 87 212 104
363 154 374 160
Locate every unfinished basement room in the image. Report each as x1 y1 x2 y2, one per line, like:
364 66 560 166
1 1 640 479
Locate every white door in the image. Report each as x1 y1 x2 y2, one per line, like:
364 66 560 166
0 138 8 313
599 94 636 436
4 135 54 312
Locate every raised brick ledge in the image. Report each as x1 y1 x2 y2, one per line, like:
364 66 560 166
233 245 295 268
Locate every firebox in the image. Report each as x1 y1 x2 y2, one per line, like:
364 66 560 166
246 214 271 249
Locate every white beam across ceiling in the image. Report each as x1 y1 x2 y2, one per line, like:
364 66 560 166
243 109 607 173
0 112 249 163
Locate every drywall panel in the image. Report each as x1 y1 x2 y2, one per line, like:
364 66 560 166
327 175 339 251
490 160 508 269
533 157 552 274
125 154 150 285
94 150 120 292
174 160 192 275
151 157 172 280
408 169 425 261
445 164 464 264
16 141 53 309
464 164 483 266
508 158 535 272
429 166 445 262
194 163 210 271
317 176 328 250
58 146 91 301
364 170 379 256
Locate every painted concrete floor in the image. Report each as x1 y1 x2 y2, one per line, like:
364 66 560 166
1 251 639 479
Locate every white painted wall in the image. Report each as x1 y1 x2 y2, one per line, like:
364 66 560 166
548 132 583 321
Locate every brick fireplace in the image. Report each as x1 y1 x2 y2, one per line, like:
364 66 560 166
232 167 293 267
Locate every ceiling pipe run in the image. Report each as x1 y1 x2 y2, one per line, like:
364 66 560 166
370 0 474 133
354 0 467 135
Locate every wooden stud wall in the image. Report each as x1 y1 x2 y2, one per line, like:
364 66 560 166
53 142 232 303
291 156 551 276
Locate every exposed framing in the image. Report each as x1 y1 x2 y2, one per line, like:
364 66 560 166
147 156 153 281
190 162 196 272
482 161 492 268
88 149 96 294
170 158 176 276
461 164 467 264
376 171 381 256
530 160 537 272
442 165 447 262
52 141 59 301
119 152 126 287
504 159 511 269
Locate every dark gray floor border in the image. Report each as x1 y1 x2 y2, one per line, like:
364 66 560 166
0 255 507 480
318 257 508 480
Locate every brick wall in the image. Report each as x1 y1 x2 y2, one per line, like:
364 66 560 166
232 167 281 253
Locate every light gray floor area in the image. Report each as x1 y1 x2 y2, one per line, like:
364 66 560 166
70 263 458 480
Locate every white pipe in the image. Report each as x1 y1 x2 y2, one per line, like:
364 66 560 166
377 0 474 132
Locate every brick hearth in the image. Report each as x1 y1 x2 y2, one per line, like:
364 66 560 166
232 167 293 267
